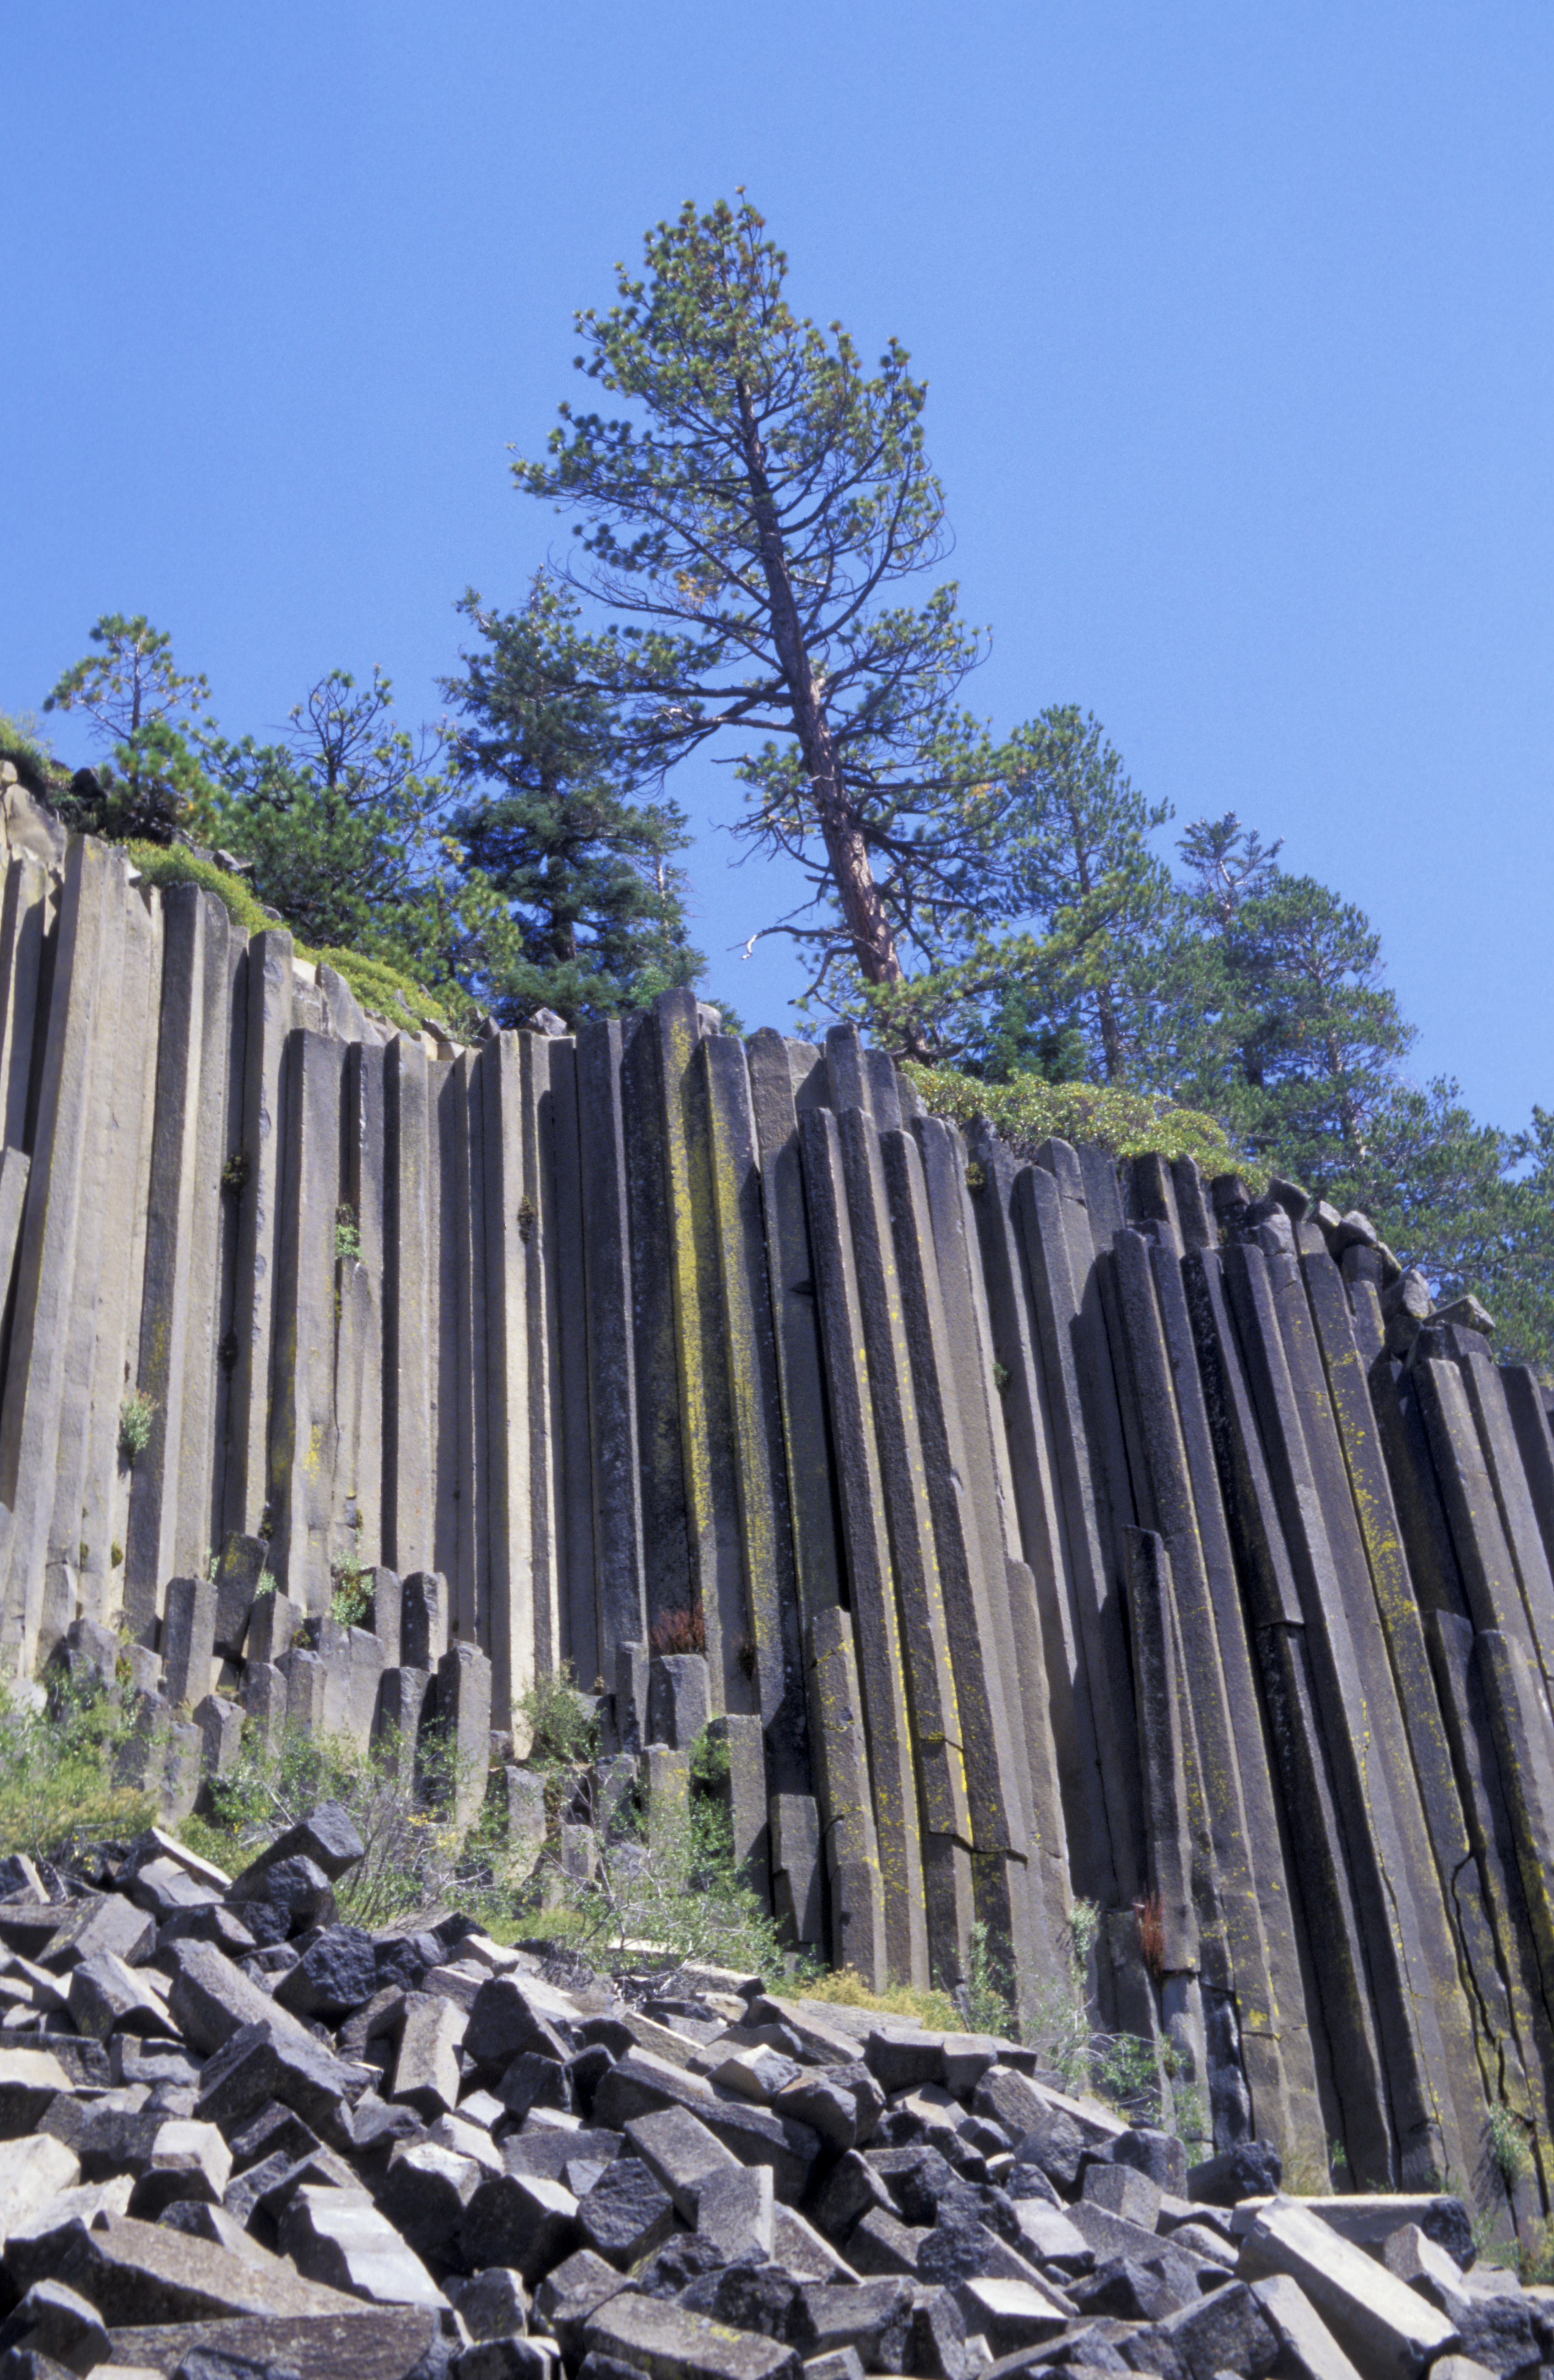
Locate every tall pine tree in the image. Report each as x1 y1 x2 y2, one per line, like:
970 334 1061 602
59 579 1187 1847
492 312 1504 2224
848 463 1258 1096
442 577 708 1025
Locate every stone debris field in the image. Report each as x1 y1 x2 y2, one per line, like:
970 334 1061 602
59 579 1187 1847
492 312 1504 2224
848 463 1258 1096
0 1801 1548 2380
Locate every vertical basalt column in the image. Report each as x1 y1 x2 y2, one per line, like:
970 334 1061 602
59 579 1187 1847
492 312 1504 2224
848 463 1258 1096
1016 1158 1145 1907
1478 1626 1554 2045
519 1031 563 1684
969 1138 1113 1908
429 1057 461 1585
0 836 115 1658
702 1030 807 1795
918 1109 1071 1958
1226 1236 1469 2190
1301 1248 1503 2126
1503 1366 1554 1585
171 884 234 1584
576 1018 645 1675
124 880 225 1631
78 880 161 1625
879 1119 1033 1973
383 1034 433 1576
1110 1225 1317 2160
546 1035 596 1686
621 1013 691 1645
807 1604 888 1990
1416 1355 1548 1675
1185 1244 1392 2183
343 1041 386 1571
453 1048 488 1649
43 854 127 1636
838 1104 975 1982
479 1030 532 1727
654 992 744 1711
1145 1233 1327 2167
224 930 295 1542
207 931 249 1547
799 1103 927 1987
1429 1609 1554 2182
1456 1342 1554 1700
265 1027 346 1613
0 853 51 1159
1366 1340 1471 1626
745 1030 844 1637
1123 1528 1199 1968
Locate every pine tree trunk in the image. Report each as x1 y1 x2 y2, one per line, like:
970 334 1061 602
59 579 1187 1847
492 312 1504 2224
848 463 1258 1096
733 380 926 1053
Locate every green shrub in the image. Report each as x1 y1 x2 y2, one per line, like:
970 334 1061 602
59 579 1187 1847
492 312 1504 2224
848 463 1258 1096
334 1204 362 1265
516 1664 599 1768
329 1549 373 1629
524 1773 801 1979
0 710 55 775
903 1061 1258 1187
118 1387 157 1460
0 1668 152 1860
1489 2101 1533 2189
311 945 466 1037
177 1713 512 1933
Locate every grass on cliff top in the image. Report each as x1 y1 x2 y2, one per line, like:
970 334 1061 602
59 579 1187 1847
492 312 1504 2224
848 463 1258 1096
124 843 465 1038
903 1060 1260 1188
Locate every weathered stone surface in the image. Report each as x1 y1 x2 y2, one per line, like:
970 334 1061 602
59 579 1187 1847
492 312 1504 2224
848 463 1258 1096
389 1992 465 2119
192 2017 371 2144
227 1805 364 1897
0 2129 80 2239
276 2182 444 2310
696 2161 774 2263
68 1951 176 2042
1237 2196 1460 2378
9 2208 360 2323
584 2291 801 2380
577 2155 676 2268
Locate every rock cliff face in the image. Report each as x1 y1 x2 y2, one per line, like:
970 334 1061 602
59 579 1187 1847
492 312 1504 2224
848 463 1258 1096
2 808 1554 2215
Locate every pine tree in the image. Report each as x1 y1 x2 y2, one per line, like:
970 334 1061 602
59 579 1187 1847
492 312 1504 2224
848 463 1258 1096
198 666 450 956
441 578 708 1025
514 194 1004 1043
43 613 213 823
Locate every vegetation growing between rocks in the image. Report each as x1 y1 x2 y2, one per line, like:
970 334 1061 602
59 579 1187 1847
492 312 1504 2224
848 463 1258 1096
177 1715 517 1935
0 1668 152 1860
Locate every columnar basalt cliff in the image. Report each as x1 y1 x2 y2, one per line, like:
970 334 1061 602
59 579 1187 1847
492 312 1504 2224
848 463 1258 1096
5 803 1554 2224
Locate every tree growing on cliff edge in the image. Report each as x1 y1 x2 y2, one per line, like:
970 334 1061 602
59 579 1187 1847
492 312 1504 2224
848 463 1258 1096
44 613 212 813
514 194 1007 1048
441 576 709 1026
197 664 452 953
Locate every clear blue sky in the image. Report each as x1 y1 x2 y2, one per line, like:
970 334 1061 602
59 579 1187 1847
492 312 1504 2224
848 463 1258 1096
6 4 1551 1133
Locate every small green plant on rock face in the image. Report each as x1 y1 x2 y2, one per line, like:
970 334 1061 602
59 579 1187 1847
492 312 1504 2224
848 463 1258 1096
334 1204 362 1263
1521 2221 1554 2287
178 1712 509 1934
956 1919 1015 2035
517 1663 599 1768
0 1666 150 1860
221 1149 250 1196
520 1704 803 1979
253 1569 277 1601
118 1388 157 1460
1489 2101 1533 2190
329 1551 373 1629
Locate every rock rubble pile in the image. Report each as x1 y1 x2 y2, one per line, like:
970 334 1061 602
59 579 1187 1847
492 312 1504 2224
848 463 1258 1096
0 1806 1547 2380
